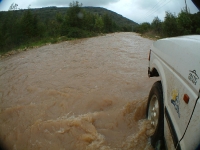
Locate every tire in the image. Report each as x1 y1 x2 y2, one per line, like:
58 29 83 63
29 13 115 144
146 81 164 149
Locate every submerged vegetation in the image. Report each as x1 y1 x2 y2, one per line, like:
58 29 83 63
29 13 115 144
135 8 200 39
0 1 137 55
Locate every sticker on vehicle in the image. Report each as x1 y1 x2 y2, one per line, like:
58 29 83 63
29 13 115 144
188 70 199 85
171 90 180 118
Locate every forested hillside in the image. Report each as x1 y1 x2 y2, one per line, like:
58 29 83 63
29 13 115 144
135 8 200 38
84 7 138 30
0 6 138 30
0 2 138 54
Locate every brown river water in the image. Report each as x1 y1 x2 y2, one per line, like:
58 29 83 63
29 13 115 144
0 32 158 150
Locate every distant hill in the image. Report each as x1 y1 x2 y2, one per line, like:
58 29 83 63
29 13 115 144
0 6 138 29
83 7 138 28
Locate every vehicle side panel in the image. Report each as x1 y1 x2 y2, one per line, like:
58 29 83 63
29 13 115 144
179 97 200 149
149 49 198 149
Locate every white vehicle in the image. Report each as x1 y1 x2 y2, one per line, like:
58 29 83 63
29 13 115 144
147 35 200 150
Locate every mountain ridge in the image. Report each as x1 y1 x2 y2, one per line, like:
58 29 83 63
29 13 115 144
0 6 138 29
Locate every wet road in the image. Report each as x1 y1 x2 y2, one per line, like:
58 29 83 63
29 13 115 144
0 32 157 150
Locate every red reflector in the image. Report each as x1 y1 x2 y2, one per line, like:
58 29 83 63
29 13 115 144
183 94 190 104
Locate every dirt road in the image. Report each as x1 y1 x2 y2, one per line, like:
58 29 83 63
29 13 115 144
0 32 157 150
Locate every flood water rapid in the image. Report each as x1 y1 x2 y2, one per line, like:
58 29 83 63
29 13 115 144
0 32 157 150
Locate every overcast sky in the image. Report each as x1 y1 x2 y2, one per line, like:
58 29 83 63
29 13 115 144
0 0 199 23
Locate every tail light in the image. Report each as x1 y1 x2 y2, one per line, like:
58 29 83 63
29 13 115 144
183 94 190 104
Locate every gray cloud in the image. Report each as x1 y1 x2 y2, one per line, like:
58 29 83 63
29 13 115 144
131 0 198 23
0 0 11 11
0 0 198 23
30 0 199 23
0 0 34 10
31 0 120 7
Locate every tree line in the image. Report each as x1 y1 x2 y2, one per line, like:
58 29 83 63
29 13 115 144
135 8 200 37
0 1 122 54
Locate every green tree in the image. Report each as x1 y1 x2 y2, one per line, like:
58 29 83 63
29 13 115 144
94 15 104 32
196 28 200 34
67 1 83 28
20 10 39 39
82 10 95 31
56 12 64 24
103 13 113 33
190 12 200 34
177 8 192 35
9 3 18 11
0 10 21 51
151 16 162 33
60 15 70 36
47 20 60 37
163 12 179 37
135 22 150 34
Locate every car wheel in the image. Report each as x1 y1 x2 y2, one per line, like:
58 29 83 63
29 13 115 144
146 81 164 149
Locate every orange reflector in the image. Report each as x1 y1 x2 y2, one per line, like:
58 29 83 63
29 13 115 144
183 94 190 104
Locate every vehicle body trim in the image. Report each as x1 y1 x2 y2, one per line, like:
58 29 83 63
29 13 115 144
165 107 181 150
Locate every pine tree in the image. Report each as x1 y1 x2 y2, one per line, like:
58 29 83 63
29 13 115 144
67 1 83 28
20 10 39 39
103 13 113 33
94 15 104 32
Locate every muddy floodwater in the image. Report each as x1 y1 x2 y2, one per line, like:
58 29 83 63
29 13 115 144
0 32 158 150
